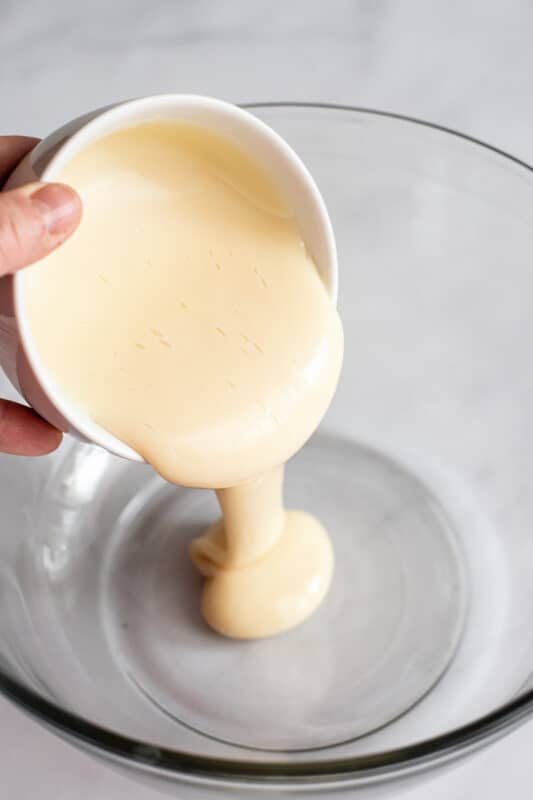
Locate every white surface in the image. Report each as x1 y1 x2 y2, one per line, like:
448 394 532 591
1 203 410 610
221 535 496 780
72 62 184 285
1 0 533 797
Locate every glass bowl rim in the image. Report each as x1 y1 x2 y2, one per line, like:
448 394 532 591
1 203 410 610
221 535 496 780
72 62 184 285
2 101 532 785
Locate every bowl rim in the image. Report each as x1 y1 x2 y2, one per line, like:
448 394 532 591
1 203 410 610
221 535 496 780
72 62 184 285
2 101 533 786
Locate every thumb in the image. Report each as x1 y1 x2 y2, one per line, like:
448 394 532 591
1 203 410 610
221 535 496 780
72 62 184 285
0 182 82 277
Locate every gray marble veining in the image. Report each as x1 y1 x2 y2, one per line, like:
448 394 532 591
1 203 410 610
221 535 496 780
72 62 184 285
2 0 533 163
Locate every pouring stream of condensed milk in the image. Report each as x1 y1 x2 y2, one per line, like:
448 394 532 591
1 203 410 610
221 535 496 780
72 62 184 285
24 122 344 638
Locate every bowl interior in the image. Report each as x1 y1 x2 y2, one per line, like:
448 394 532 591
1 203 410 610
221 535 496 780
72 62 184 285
1 104 533 784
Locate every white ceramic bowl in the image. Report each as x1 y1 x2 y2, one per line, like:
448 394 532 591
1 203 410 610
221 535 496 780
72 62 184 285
0 94 338 460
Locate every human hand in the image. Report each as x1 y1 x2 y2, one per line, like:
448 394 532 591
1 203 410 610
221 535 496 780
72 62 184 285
0 136 82 455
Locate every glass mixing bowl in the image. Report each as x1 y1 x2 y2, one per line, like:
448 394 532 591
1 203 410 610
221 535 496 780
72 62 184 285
1 103 533 798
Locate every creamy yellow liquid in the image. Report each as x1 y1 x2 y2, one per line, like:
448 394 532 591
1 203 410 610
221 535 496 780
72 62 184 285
24 122 343 638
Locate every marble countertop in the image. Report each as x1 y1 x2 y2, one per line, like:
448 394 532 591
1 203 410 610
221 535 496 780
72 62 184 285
2 0 533 797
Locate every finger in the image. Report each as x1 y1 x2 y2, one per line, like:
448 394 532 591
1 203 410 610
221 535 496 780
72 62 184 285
0 136 39 186
0 399 62 455
0 182 82 277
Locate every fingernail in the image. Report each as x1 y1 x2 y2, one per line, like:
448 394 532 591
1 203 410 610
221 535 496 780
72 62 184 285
30 183 81 236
